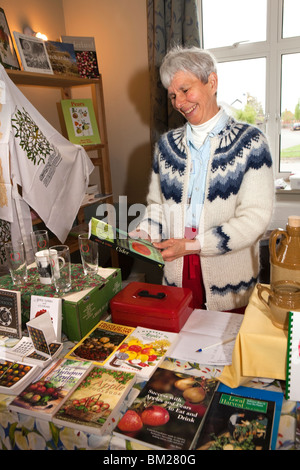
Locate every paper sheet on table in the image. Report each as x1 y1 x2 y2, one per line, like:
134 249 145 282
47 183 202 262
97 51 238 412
169 309 244 365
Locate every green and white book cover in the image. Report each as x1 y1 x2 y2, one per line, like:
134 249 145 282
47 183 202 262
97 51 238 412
61 98 101 146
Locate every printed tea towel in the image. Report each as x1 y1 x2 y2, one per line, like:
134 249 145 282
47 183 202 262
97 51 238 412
0 64 94 261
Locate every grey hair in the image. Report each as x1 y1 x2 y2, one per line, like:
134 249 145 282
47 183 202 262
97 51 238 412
160 45 218 89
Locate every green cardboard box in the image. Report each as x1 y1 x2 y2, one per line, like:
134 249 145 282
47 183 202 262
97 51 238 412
62 267 122 341
0 265 122 342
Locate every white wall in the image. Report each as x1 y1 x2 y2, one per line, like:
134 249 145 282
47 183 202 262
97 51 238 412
62 0 152 206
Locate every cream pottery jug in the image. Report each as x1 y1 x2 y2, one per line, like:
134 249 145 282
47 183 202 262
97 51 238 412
269 215 300 284
257 281 300 330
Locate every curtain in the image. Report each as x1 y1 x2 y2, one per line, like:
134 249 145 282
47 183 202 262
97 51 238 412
147 0 201 146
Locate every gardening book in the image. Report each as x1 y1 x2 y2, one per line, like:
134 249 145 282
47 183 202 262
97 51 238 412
30 295 62 341
61 98 101 146
195 383 284 450
106 326 178 379
8 358 93 421
65 320 135 366
89 218 165 268
45 40 79 77
0 356 41 395
53 366 136 435
61 35 100 79
113 366 219 450
0 288 22 339
286 311 300 401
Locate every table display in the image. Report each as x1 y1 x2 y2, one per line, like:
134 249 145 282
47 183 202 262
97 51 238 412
0 357 297 450
0 273 299 451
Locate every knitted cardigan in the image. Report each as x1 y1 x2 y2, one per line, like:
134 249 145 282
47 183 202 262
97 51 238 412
139 114 274 311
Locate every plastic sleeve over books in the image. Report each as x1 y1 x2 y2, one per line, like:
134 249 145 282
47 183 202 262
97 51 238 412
285 311 293 400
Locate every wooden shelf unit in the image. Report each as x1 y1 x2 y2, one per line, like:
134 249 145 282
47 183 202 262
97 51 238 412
7 69 114 252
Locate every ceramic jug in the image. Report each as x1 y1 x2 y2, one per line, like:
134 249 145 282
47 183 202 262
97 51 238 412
269 215 300 284
257 280 300 329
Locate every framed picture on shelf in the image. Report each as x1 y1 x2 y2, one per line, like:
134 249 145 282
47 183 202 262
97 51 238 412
0 8 19 70
45 40 79 77
13 31 53 74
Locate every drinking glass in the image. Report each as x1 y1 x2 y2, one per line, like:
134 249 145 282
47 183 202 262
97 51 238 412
5 241 28 285
31 230 49 254
78 233 99 276
51 245 72 293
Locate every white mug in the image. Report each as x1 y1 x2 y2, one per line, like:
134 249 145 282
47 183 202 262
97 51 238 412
35 249 65 285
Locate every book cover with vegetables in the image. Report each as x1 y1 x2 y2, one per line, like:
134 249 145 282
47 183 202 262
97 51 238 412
53 366 135 435
195 384 283 450
114 366 218 450
65 321 135 366
61 98 101 146
106 326 178 379
0 356 40 395
9 358 93 420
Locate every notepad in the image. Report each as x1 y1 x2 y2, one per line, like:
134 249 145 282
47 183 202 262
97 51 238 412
286 311 300 401
169 309 244 365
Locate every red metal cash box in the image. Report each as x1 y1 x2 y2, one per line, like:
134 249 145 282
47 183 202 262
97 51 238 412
110 282 193 333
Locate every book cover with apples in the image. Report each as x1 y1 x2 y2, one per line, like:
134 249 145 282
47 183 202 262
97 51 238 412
89 217 165 268
52 366 135 435
8 358 93 420
113 366 219 450
106 326 178 379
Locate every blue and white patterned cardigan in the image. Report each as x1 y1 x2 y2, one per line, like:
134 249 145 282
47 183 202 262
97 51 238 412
139 114 274 311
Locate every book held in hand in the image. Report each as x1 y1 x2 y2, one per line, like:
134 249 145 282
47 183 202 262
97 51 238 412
89 218 164 268
53 366 136 435
9 358 93 420
114 366 219 450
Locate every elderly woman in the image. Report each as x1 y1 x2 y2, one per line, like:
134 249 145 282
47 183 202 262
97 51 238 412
135 46 274 312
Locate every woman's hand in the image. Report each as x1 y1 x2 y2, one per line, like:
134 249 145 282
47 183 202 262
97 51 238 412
153 238 200 262
129 229 151 241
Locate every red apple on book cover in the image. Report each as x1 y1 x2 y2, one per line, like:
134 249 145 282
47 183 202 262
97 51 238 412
131 242 151 256
118 409 143 432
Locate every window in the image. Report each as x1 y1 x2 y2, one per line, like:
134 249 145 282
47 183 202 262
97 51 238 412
198 0 300 178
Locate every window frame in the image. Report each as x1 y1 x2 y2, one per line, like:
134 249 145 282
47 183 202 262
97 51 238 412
197 0 300 179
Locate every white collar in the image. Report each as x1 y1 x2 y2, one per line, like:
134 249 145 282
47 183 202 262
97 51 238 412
188 107 224 147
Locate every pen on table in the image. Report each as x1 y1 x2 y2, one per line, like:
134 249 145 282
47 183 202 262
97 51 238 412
195 336 236 353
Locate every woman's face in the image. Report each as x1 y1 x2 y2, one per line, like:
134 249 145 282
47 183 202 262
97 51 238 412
168 70 219 125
